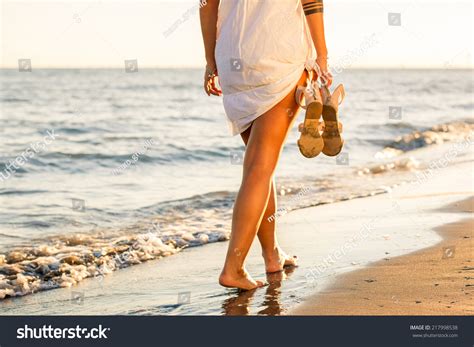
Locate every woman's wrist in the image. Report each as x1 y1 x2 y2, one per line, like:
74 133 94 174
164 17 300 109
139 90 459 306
316 55 328 71
206 53 216 64
205 65 217 77
316 52 328 60
316 46 328 59
205 58 217 77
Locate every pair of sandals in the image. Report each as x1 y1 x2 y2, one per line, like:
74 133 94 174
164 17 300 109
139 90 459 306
295 78 345 158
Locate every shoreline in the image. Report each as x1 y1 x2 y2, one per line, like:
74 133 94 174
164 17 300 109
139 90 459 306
290 197 473 315
1 145 472 315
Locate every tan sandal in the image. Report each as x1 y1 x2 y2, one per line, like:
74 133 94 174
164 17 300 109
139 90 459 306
321 84 345 156
295 79 324 158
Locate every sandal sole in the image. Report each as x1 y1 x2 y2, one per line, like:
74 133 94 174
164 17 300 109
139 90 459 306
321 104 344 157
298 102 324 158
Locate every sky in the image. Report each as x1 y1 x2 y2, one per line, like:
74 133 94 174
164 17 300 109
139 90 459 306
0 0 472 68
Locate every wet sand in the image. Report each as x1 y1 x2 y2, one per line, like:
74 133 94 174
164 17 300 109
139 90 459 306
291 197 473 315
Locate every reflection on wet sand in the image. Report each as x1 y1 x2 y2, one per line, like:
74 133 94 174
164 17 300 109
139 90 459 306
222 267 296 316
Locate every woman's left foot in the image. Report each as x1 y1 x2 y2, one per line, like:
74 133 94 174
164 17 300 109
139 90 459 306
263 247 298 273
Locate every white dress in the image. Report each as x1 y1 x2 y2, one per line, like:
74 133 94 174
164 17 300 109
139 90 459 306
215 0 316 136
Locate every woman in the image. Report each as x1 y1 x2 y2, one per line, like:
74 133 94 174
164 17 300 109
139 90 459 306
200 0 333 290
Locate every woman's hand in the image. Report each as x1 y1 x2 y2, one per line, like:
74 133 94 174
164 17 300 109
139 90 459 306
315 56 333 87
204 63 222 96
200 0 221 96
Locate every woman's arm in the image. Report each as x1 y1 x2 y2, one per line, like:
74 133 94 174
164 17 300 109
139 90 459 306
301 0 332 86
199 0 222 96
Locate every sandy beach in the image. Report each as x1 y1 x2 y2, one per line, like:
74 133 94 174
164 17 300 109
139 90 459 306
291 198 473 315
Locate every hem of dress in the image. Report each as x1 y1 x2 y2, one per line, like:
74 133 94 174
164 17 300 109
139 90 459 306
229 63 308 136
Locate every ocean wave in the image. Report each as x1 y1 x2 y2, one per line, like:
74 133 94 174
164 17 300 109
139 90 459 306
0 221 229 300
0 150 229 175
357 157 420 175
0 189 48 196
452 103 474 110
381 121 474 153
37 152 157 164
375 122 419 131
0 189 239 299
0 97 30 103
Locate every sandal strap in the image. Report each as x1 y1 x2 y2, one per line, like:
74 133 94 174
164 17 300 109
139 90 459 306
301 124 320 137
324 130 340 138
333 84 345 105
295 86 307 109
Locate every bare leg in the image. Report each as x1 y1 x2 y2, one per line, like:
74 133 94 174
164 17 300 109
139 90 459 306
257 179 298 272
219 70 307 290
240 128 298 272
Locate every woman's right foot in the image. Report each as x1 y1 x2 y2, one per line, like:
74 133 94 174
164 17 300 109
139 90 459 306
219 268 265 291
263 247 298 273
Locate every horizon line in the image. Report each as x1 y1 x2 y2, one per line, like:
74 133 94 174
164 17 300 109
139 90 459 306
0 66 472 70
